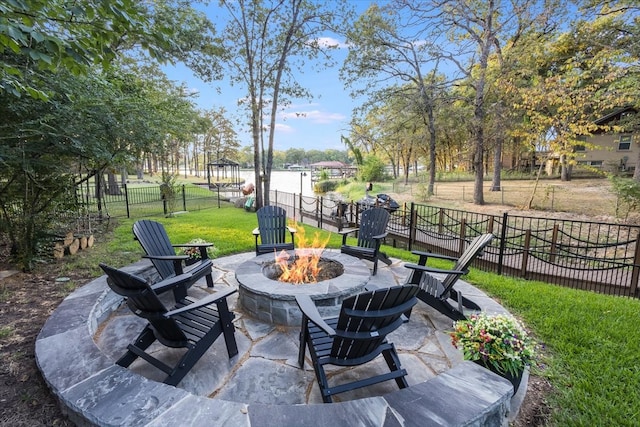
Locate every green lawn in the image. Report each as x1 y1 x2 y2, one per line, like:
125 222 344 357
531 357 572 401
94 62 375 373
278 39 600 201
89 202 640 426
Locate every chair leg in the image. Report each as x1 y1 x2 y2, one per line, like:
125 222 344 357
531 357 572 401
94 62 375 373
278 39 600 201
165 345 203 387
298 317 309 368
217 300 238 358
314 362 333 403
372 258 378 275
117 327 156 368
205 272 214 288
382 345 409 389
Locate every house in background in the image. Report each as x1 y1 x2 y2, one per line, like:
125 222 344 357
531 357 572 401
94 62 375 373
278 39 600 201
576 106 639 175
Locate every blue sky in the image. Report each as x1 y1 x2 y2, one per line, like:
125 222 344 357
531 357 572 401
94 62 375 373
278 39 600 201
161 2 374 152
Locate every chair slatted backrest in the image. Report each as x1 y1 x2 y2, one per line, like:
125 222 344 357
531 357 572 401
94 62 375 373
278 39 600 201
442 233 494 289
356 208 390 249
257 206 289 246
99 263 188 347
331 285 419 361
133 220 176 280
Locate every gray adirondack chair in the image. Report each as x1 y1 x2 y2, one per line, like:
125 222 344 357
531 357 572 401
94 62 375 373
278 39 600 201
133 219 214 300
253 205 296 255
99 263 238 387
297 284 419 402
404 233 494 320
340 207 391 275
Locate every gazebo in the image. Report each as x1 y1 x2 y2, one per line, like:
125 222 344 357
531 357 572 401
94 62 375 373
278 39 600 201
206 158 242 191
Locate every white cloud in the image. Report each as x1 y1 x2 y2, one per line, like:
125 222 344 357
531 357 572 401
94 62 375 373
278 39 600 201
274 123 295 133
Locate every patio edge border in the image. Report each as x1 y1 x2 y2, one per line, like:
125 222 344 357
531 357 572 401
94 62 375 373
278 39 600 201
35 259 515 427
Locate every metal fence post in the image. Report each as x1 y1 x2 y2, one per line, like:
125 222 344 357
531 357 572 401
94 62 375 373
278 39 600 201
124 184 130 218
521 229 532 278
182 185 186 211
630 230 640 297
497 212 507 275
408 203 416 252
458 218 467 255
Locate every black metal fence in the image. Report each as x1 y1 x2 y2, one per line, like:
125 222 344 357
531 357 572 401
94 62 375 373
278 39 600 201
272 190 640 299
75 184 640 299
76 183 220 219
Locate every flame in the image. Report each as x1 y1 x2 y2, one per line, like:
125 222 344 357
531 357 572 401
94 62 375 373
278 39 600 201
276 222 331 284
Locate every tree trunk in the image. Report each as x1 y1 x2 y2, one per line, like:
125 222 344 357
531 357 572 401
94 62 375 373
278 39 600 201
106 171 121 195
560 154 571 181
490 136 503 191
427 106 437 196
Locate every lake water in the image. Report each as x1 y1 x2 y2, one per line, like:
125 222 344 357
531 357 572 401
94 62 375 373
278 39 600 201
239 170 314 196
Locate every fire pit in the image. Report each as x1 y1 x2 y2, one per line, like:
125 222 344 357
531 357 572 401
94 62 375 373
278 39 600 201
236 250 371 326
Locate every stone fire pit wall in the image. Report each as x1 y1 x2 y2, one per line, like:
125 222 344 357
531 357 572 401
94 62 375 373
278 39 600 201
236 251 371 326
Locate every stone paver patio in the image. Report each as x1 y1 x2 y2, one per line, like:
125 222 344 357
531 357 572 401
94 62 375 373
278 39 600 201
36 251 525 426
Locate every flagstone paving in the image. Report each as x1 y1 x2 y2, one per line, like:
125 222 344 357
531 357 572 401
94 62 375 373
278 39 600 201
37 251 522 426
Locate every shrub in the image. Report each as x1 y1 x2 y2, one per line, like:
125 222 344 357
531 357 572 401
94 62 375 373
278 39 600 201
358 155 387 182
314 180 338 193
609 175 640 219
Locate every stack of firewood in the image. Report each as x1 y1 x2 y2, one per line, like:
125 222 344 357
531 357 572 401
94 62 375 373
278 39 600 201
53 231 94 259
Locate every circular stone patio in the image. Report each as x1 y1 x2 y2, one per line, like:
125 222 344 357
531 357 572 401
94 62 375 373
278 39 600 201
35 251 524 426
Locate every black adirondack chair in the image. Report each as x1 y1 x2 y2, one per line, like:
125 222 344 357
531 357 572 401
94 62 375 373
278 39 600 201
133 220 214 299
404 233 494 321
340 207 392 275
253 205 296 255
296 284 419 403
99 263 238 387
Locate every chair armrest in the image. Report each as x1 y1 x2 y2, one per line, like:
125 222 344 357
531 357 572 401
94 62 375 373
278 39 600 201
295 295 336 336
143 254 190 261
172 243 214 260
411 250 458 264
339 227 359 245
172 243 214 249
372 232 388 241
150 272 194 294
339 227 359 236
404 263 468 276
164 287 238 317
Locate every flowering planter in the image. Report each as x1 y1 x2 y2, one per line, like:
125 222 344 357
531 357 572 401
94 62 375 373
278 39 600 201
473 360 523 394
185 257 199 266
450 312 535 397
